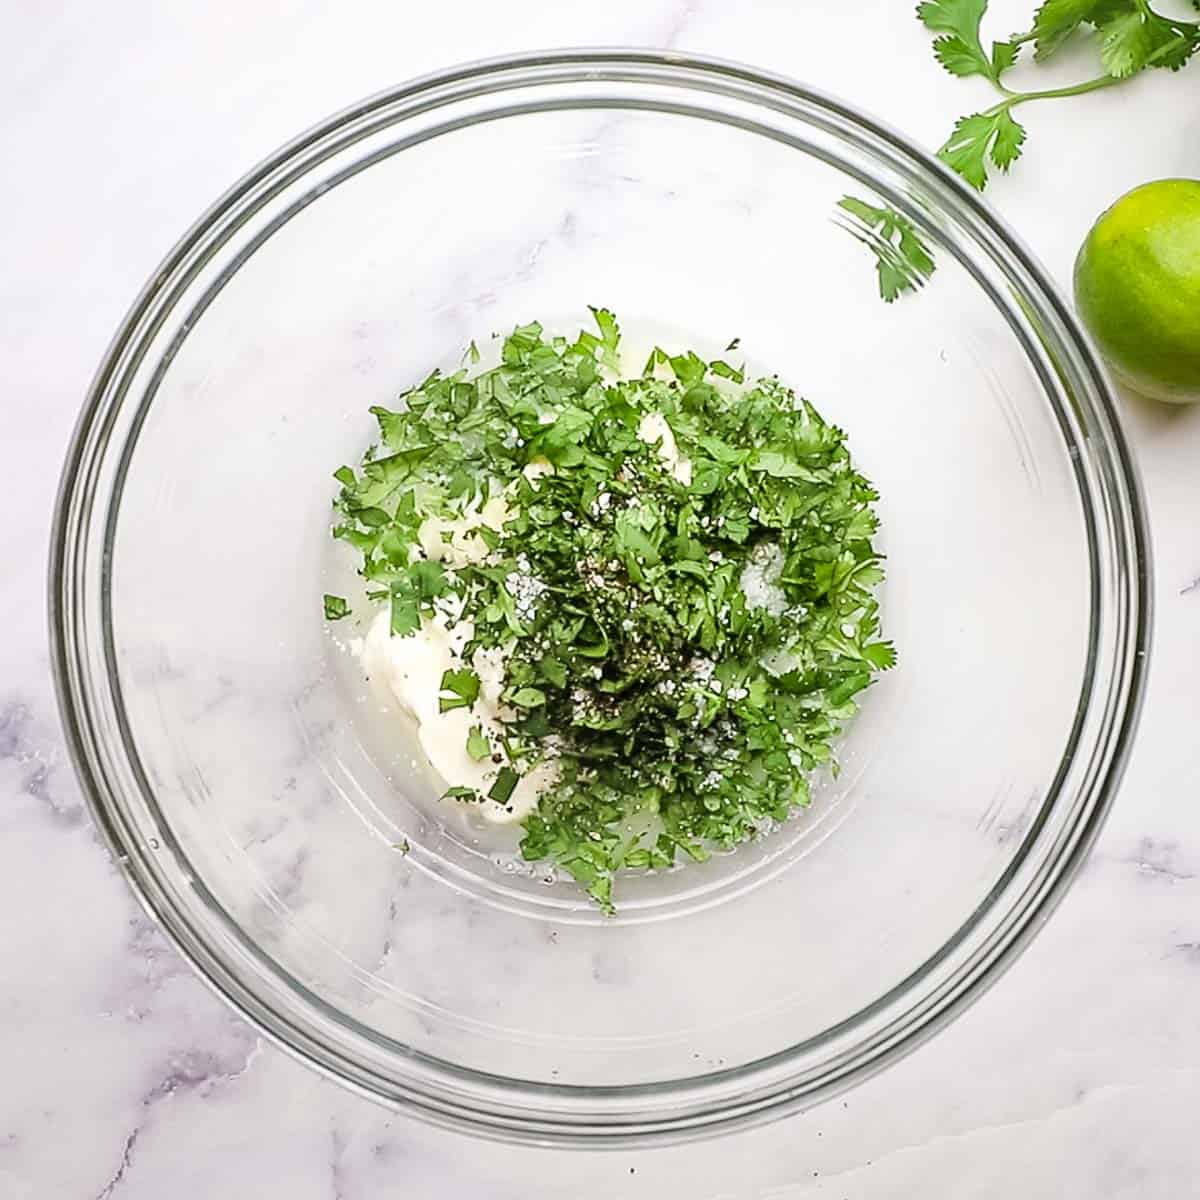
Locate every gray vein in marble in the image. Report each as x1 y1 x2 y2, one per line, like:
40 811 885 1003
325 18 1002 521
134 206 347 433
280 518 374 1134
109 914 195 1021
1123 836 1196 884
462 211 579 313
653 0 701 47
697 1082 1139 1200
1182 574 1200 596
93 1129 138 1200
329 1125 350 1200
0 697 85 828
90 1032 261 1199
0 700 29 759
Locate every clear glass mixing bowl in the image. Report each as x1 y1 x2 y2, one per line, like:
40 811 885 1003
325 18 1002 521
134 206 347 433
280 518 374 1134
50 52 1150 1145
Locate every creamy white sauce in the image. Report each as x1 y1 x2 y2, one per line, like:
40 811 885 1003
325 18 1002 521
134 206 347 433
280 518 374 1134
637 411 692 486
416 492 510 569
521 456 555 484
761 646 801 678
358 609 554 825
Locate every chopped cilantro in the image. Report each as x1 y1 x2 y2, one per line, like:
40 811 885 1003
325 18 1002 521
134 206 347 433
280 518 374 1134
330 311 893 912
466 725 491 761
438 668 480 713
709 359 745 384
488 767 520 806
323 594 351 621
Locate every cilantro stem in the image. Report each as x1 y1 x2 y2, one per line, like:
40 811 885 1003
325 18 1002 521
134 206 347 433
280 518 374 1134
990 72 1124 110
993 25 1192 110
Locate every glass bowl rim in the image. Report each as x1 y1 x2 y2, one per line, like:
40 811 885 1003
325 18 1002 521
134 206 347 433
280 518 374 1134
48 48 1152 1146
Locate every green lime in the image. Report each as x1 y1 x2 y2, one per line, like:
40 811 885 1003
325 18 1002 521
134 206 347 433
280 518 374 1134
1074 179 1200 405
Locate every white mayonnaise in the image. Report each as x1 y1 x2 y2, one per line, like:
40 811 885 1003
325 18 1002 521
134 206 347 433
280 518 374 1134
359 609 554 825
521 456 555 484
416 492 511 569
637 411 692 486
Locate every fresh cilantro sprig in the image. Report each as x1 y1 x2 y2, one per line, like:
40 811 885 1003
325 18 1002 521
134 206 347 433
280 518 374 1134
924 0 1198 190
842 0 1199 299
330 311 892 912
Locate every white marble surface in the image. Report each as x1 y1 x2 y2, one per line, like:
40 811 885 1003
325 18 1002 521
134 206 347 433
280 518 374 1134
3 1 1199 1196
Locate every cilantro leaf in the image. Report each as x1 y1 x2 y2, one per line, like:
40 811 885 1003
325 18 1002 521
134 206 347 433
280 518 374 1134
917 0 1020 81
709 359 745 384
385 561 448 637
750 450 808 478
834 196 937 301
1032 0 1110 59
1098 6 1197 75
409 559 447 600
1153 27 1199 71
1099 7 1157 75
862 641 899 670
613 510 661 571
932 34 994 76
990 38 1022 74
668 351 708 389
439 668 480 713
390 583 420 637
642 346 670 376
488 767 520 806
323 594 351 621
989 108 1028 169
587 306 621 371
466 725 491 761
937 108 1027 189
539 656 568 688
